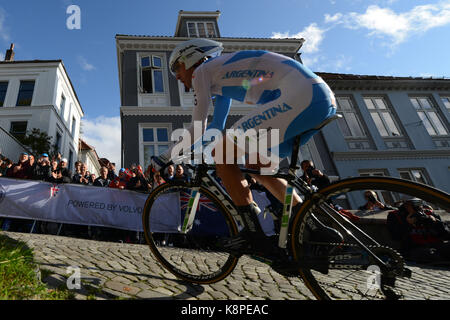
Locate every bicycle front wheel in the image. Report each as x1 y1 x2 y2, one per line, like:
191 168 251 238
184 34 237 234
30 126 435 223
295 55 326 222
142 181 240 284
290 176 450 300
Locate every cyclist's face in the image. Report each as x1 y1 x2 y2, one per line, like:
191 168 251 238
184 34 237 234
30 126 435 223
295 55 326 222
175 62 194 89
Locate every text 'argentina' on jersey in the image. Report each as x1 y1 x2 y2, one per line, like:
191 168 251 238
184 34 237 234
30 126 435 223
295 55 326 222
237 103 292 132
222 69 274 80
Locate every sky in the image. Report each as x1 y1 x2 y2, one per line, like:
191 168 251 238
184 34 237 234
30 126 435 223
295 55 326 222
1 0 450 167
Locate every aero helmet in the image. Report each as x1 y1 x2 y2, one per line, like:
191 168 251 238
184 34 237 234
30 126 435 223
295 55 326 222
169 38 223 76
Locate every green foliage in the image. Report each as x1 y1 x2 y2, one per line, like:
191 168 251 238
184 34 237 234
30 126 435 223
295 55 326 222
19 128 53 157
0 235 71 300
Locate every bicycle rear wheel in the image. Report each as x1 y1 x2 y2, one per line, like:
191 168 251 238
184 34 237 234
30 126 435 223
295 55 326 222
290 176 450 300
142 181 240 284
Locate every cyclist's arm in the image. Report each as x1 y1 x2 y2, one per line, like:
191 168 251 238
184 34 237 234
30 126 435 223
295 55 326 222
162 67 214 160
207 95 232 131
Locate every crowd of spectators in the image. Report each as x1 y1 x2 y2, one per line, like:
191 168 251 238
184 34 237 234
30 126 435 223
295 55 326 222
0 150 191 243
0 151 190 191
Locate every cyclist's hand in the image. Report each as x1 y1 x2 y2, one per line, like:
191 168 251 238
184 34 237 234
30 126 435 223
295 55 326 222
150 155 170 173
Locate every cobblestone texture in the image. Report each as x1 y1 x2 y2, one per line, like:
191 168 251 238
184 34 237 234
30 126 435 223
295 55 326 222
2 231 449 300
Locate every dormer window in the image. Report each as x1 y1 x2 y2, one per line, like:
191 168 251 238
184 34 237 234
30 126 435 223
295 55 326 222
187 21 217 38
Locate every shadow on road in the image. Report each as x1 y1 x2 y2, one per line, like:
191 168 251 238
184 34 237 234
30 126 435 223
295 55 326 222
38 261 206 300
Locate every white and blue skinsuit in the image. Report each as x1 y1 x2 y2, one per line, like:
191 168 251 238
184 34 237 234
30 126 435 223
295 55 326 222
166 50 337 162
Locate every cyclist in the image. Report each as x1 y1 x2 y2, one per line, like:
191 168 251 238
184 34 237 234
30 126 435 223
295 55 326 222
151 38 342 259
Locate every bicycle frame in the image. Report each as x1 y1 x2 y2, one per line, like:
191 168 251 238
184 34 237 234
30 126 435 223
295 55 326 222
172 113 390 270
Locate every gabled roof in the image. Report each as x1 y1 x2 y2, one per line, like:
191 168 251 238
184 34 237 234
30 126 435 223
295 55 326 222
79 138 99 160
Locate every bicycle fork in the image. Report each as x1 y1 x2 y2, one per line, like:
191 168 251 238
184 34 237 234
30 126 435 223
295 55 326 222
180 188 200 233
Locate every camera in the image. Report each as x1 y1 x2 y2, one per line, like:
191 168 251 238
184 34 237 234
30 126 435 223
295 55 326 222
306 166 315 177
367 194 377 203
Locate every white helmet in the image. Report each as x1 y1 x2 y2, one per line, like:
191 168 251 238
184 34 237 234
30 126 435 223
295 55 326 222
169 38 223 76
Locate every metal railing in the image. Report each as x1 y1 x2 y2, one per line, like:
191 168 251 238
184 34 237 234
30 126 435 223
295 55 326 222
0 125 32 160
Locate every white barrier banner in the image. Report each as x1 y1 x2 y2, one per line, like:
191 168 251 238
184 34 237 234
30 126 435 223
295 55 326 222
0 177 275 234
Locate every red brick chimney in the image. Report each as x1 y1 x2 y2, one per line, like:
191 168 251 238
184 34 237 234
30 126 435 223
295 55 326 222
4 43 14 61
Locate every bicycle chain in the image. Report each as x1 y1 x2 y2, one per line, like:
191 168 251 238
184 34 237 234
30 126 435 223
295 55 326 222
303 244 405 299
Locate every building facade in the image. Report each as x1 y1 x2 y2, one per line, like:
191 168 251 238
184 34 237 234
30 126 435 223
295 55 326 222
0 48 84 170
117 10 310 170
317 73 450 207
117 11 450 208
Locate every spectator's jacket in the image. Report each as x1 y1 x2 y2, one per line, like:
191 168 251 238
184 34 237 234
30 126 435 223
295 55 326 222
387 208 447 247
171 174 190 184
126 175 150 192
8 161 31 179
72 173 91 185
33 164 52 181
300 173 331 190
93 177 111 187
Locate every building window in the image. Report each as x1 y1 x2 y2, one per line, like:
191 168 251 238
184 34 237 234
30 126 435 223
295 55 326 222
363 97 402 137
359 170 395 205
142 127 170 169
398 168 431 185
55 131 62 153
336 97 366 138
71 116 77 136
68 149 74 170
410 96 448 136
187 21 217 38
441 96 450 112
10 121 27 140
60 94 66 118
0 81 8 107
140 55 164 94
16 80 35 106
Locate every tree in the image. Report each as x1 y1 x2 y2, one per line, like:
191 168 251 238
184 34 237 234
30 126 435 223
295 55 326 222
20 128 53 157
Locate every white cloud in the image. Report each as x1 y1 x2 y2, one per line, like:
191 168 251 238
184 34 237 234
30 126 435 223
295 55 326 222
80 116 121 168
77 55 96 71
271 23 327 53
330 2 450 46
0 7 10 42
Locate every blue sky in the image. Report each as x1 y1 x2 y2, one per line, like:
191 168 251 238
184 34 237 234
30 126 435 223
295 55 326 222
1 0 449 166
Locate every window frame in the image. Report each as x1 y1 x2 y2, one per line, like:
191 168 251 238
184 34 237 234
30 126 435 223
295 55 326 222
335 96 367 138
440 95 450 112
139 123 172 169
0 81 8 107
409 96 449 137
358 169 396 206
398 168 432 186
363 96 403 138
16 80 36 106
9 121 28 140
186 21 217 38
138 54 166 94
60 94 66 119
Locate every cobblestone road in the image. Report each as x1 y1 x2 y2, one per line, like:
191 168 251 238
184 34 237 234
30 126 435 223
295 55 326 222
3 231 450 300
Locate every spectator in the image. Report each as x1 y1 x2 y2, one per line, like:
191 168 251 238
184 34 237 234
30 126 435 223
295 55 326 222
300 160 330 191
109 168 129 189
107 162 117 181
387 198 450 263
172 164 189 183
152 171 166 188
74 161 82 175
32 153 52 181
72 163 91 185
0 158 13 177
93 166 111 187
8 152 31 179
359 190 393 211
163 164 175 181
59 158 73 183
126 165 150 192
